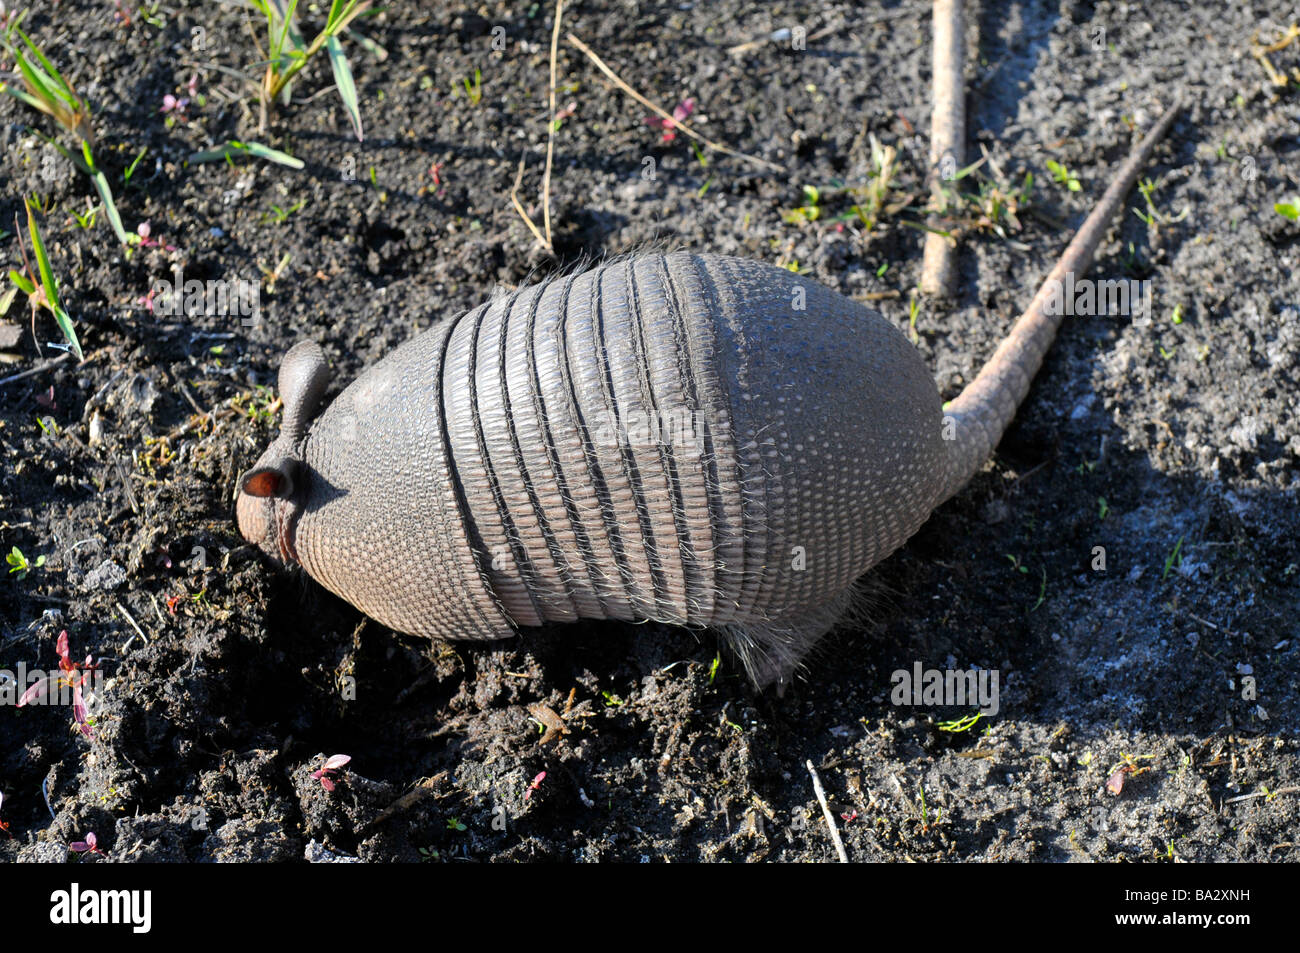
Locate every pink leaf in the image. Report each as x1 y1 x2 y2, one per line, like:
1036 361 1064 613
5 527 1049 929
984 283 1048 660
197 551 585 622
56 631 70 664
71 831 97 852
18 678 49 707
1105 767 1128 796
320 776 336 792
73 688 92 737
323 754 351 771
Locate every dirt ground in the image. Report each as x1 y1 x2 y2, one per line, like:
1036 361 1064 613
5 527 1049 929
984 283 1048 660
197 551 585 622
1 0 1296 863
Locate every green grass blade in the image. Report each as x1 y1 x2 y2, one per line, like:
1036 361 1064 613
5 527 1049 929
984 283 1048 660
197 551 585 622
51 305 82 360
26 203 58 306
188 146 236 164
0 82 50 115
9 270 37 295
16 31 70 91
25 202 83 361
243 141 305 168
326 35 363 141
13 56 62 112
188 141 304 169
270 0 305 56
89 167 129 245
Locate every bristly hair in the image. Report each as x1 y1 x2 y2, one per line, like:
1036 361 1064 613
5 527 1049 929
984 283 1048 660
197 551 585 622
715 576 889 693
500 233 687 298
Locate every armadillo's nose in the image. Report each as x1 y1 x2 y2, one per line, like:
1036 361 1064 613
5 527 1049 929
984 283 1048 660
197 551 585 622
236 490 268 546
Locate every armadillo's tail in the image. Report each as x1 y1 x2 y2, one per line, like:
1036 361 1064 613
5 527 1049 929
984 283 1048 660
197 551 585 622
939 92 1183 504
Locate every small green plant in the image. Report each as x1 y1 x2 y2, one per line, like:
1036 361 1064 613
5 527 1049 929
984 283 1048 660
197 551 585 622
1097 496 1109 520
1 19 129 244
777 138 907 234
781 184 823 225
936 149 1033 240
242 0 370 140
917 784 940 832
446 817 467 832
689 140 708 170
708 654 721 684
122 146 148 188
460 67 482 106
8 198 83 360
1132 176 1188 226
1276 202 1300 221
7 546 46 580
936 712 984 733
601 691 624 707
68 201 98 230
848 135 902 232
1 17 92 142
261 200 306 224
1046 159 1081 192
239 384 279 424
1161 534 1185 580
691 142 714 196
189 140 304 169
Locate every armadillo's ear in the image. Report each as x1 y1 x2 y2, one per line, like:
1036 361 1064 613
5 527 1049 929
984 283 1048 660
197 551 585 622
239 465 294 499
278 340 330 442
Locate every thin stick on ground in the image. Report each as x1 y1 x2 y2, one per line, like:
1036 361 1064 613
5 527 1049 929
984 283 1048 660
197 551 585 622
0 353 72 387
510 156 550 250
806 759 849 863
542 0 564 248
566 32 785 173
509 0 564 252
920 0 966 298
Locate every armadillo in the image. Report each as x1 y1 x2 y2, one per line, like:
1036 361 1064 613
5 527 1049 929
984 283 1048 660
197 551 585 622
236 99 1180 690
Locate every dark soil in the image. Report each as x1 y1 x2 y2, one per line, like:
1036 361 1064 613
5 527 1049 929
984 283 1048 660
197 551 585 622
1 0 1296 863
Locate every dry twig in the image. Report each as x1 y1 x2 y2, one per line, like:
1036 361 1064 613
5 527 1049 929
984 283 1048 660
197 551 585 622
806 759 849 863
566 32 784 173
920 0 966 298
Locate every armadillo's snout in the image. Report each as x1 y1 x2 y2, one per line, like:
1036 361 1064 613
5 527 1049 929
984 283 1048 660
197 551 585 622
235 449 302 563
236 488 269 547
